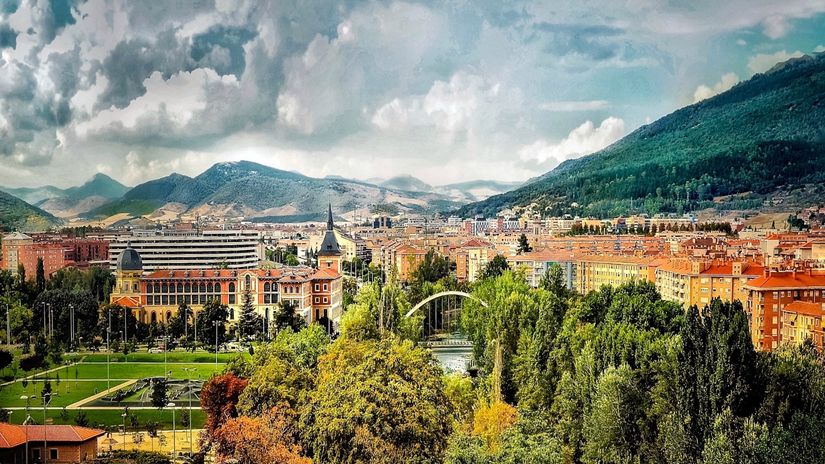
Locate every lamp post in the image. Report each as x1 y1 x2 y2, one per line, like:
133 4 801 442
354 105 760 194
183 367 195 452
213 320 220 365
167 402 176 458
5 302 10 349
121 411 127 452
106 309 111 392
68 305 74 349
22 413 32 464
26 392 56 463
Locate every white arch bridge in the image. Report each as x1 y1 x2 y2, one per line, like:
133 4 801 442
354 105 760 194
404 291 488 338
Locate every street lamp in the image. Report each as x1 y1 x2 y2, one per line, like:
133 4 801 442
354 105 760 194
167 402 176 458
182 367 196 452
213 320 220 365
25 392 57 463
21 411 33 464
121 411 127 452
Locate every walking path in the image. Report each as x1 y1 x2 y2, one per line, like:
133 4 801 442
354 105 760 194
0 361 81 387
66 379 136 409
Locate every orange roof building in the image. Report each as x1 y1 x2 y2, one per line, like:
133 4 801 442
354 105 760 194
744 269 825 350
0 424 104 463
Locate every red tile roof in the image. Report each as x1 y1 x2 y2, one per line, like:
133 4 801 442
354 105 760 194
782 301 824 318
745 271 825 290
0 424 27 448
0 425 104 448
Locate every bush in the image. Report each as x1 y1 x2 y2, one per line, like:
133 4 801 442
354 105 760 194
18 354 44 371
103 450 170 464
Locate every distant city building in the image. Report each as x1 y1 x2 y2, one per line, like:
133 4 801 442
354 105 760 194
0 232 109 278
373 215 393 229
108 229 264 271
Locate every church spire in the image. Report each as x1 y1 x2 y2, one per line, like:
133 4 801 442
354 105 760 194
327 202 334 231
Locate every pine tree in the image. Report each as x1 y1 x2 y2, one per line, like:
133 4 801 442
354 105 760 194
35 258 45 295
516 234 532 254
238 286 259 339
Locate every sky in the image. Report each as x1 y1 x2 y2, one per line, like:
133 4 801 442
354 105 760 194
1 0 824 189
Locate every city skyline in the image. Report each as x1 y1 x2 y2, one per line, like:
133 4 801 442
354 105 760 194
1 0 825 188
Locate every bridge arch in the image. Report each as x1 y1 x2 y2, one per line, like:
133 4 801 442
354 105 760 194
404 291 488 319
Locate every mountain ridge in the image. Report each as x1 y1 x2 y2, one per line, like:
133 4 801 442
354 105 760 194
458 53 825 218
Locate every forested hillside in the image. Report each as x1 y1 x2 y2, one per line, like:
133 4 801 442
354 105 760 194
0 190 61 231
459 53 825 218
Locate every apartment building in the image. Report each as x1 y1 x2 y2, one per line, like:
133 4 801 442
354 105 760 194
744 269 825 350
0 232 109 278
108 229 264 271
655 259 764 308
575 255 663 294
509 250 577 289
454 239 495 283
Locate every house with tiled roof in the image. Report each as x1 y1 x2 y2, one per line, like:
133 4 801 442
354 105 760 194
0 423 104 463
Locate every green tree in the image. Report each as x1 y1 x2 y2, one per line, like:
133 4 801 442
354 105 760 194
303 337 454 464
238 286 261 339
516 234 532 254
35 257 45 295
480 255 510 280
195 299 229 350
150 377 168 409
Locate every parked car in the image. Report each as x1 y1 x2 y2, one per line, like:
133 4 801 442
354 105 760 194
148 347 164 353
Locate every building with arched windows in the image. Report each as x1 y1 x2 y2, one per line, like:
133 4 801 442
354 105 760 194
110 206 345 333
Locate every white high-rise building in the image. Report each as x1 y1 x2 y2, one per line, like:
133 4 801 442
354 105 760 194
108 229 263 272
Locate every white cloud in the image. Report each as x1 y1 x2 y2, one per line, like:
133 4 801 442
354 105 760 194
815 45 825 53
518 117 625 170
747 50 804 73
75 68 240 140
371 72 509 133
762 14 790 39
277 1 450 135
540 100 610 112
693 72 740 102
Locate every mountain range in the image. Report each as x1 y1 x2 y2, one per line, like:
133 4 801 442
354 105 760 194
75 161 520 225
459 53 825 218
1 173 129 219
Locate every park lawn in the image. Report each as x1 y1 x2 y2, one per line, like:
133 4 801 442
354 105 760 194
36 363 224 381
0 379 111 407
22 408 206 431
80 351 245 363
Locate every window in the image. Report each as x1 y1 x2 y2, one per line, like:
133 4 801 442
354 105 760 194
177 283 183 293
315 297 320 304
245 275 252 289
323 283 328 291
264 282 271 292
215 283 221 293
33 449 41 460
323 297 328 304
50 449 58 460
265 294 271 304
314 283 320 291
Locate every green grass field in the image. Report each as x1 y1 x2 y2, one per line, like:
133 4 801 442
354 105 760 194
13 408 207 431
0 353 225 431
34 363 224 381
80 351 246 364
0 379 111 407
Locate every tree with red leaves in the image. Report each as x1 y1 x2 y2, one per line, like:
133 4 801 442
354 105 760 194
200 372 249 436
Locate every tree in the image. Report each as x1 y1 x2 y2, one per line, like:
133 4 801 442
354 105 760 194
539 264 570 299
201 373 248 436
473 401 519 453
480 255 510 280
196 299 229 350
303 337 454 464
35 258 45 295
238 286 260 339
274 300 305 333
150 377 168 409
0 349 12 371
237 326 329 416
516 234 532 254
213 405 311 464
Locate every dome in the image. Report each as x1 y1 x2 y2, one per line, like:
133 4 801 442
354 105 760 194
117 241 143 271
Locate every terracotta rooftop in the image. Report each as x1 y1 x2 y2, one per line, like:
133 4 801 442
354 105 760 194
745 271 825 290
0 425 104 448
782 300 824 318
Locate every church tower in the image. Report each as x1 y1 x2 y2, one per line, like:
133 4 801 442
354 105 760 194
317 203 342 273
110 241 144 310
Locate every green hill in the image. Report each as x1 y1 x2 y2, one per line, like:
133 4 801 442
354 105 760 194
459 53 825 218
0 190 61 231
